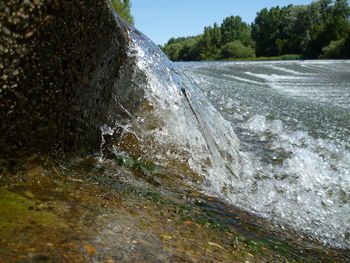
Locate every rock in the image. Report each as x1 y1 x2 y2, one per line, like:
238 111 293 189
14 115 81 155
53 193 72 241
0 0 140 158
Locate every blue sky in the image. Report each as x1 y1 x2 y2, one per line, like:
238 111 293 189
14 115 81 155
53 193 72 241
132 0 313 45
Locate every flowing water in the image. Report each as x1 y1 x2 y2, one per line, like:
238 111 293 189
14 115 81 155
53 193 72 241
179 60 350 249
107 25 350 251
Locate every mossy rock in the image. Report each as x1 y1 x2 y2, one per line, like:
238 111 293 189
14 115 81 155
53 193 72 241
0 190 68 239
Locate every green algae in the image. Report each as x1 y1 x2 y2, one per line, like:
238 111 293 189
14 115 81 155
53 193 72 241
112 154 155 175
0 158 348 262
0 190 68 239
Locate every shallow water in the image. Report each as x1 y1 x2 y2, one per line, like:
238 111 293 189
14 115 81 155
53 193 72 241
178 60 350 249
94 21 350 250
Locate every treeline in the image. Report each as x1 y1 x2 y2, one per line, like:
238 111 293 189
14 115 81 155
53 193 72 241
161 0 350 61
161 17 255 61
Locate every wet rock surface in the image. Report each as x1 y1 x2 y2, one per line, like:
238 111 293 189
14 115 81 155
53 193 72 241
0 158 348 263
0 0 139 158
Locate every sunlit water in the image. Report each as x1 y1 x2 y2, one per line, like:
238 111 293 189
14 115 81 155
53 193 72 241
178 60 350 249
107 24 350 250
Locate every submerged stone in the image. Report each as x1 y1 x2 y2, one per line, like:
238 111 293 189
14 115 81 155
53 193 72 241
0 190 68 239
0 160 347 262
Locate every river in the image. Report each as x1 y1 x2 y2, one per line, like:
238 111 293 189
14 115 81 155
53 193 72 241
105 27 350 250
2 3 350 261
178 60 350 249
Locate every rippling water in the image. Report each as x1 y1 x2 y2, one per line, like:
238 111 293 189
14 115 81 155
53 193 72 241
108 23 350 250
179 60 350 249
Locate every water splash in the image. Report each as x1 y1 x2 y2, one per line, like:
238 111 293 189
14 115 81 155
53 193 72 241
101 24 350 249
105 26 243 195
182 61 350 249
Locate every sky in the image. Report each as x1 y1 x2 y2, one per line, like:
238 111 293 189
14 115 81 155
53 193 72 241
132 0 314 45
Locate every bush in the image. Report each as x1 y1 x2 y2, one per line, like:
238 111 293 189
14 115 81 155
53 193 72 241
320 38 346 59
279 54 301 60
220 41 255 59
162 43 182 61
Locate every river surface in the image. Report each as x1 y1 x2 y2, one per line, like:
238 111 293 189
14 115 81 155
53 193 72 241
111 28 350 251
177 60 350 249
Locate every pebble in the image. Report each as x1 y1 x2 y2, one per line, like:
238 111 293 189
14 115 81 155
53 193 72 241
12 70 19 76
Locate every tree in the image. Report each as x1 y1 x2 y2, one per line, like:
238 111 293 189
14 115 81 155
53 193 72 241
110 0 134 24
162 15 254 61
302 0 350 58
195 26 217 60
162 0 350 61
160 36 200 61
162 43 182 61
178 38 198 61
320 37 348 58
212 23 222 48
221 16 252 46
252 0 350 58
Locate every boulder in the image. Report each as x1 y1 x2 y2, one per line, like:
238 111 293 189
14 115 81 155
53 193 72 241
0 0 137 158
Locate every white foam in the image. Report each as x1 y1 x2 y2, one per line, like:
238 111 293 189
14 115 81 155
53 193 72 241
235 114 350 248
223 74 264 85
182 61 350 249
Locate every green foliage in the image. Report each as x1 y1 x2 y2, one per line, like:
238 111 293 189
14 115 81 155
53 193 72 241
252 5 309 56
303 12 350 58
252 0 349 59
161 43 182 61
160 36 200 61
320 36 349 58
161 15 255 61
221 16 252 45
162 0 349 61
220 41 255 59
112 154 154 174
279 54 301 60
110 0 134 24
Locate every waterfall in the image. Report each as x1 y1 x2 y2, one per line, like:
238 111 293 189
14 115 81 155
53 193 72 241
101 25 245 199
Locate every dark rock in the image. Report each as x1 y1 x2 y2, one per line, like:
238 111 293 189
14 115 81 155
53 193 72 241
0 0 139 158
